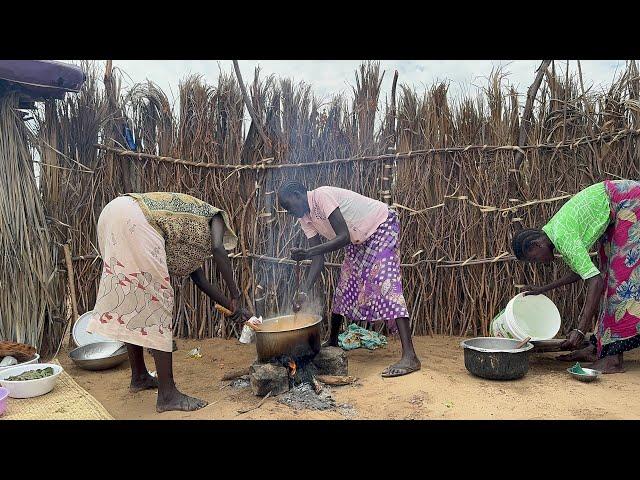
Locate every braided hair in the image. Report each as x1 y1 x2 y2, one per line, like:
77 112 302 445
511 228 545 260
278 180 307 199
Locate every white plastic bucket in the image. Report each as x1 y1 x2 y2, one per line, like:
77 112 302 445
502 293 561 341
489 309 515 339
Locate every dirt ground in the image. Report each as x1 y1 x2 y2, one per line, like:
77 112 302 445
58 335 640 420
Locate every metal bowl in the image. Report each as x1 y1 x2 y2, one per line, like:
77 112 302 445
69 342 128 371
567 367 601 382
461 337 533 380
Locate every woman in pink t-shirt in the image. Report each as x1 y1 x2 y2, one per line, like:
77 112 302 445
277 181 421 377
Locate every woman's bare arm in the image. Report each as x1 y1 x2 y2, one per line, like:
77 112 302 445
190 267 232 309
291 208 350 260
524 271 581 296
210 214 241 301
301 235 324 294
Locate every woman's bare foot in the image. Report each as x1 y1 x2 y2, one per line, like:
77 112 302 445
590 353 625 374
381 355 421 377
130 372 159 393
156 388 208 413
556 345 597 362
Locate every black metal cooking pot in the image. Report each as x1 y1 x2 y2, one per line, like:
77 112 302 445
461 337 533 380
254 314 322 363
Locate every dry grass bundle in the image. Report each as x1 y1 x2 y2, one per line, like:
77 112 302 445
0 93 60 351
33 62 110 352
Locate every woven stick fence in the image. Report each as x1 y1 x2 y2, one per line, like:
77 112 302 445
20 60 640 352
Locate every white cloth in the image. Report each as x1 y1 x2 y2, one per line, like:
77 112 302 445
239 316 262 344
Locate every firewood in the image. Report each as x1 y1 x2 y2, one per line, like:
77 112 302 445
316 375 357 386
312 377 323 394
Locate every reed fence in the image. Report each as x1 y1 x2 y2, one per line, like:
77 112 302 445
3 59 639 353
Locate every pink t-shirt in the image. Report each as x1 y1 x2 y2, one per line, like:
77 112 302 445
299 187 389 244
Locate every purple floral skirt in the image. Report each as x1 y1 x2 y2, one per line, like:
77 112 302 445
332 210 409 332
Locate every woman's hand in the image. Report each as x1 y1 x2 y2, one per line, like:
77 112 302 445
561 329 585 351
227 295 248 324
292 291 309 312
228 306 251 323
291 248 309 262
522 285 548 296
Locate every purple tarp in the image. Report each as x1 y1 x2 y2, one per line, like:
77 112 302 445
0 60 85 101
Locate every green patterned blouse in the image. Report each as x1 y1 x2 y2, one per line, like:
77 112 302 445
542 182 611 280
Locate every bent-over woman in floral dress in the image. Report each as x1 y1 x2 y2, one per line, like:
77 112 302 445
277 181 421 377
511 180 640 373
87 192 249 412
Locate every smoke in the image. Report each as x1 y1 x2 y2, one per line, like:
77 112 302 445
294 288 324 319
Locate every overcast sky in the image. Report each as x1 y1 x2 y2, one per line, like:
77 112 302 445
92 60 630 106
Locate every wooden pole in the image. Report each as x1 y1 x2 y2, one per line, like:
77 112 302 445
514 60 552 170
232 60 271 150
381 70 399 205
64 244 79 347
104 60 133 193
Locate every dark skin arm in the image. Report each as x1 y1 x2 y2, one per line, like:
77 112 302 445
561 273 604 350
190 267 231 309
301 235 324 293
292 235 324 312
291 208 351 261
523 271 580 296
190 214 246 322
210 214 241 303
290 209 350 312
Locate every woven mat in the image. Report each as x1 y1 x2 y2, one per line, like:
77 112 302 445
1 360 113 420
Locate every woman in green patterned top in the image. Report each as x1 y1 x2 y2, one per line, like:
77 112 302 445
512 180 640 374
87 192 250 412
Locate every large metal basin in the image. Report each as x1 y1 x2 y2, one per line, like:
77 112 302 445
69 341 128 371
255 314 322 362
461 337 533 381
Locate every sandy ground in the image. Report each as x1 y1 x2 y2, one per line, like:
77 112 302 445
58 335 640 420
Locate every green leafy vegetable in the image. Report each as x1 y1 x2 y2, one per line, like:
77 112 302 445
5 367 54 381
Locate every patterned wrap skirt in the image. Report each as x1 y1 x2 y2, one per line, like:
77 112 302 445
86 196 174 352
332 210 409 332
594 180 640 358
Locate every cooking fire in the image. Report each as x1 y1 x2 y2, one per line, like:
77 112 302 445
244 348 350 411
234 286 354 411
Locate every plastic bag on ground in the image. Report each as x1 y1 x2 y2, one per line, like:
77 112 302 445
338 323 387 351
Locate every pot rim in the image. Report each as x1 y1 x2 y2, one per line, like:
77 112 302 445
255 314 322 333
460 337 534 354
